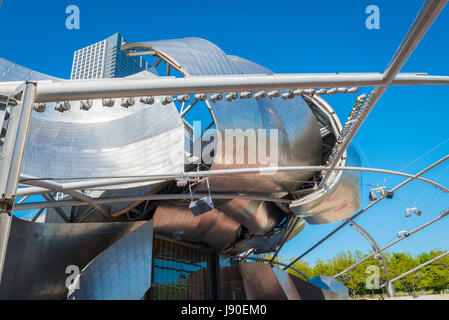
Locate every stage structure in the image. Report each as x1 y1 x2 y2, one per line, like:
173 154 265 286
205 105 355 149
0 0 447 299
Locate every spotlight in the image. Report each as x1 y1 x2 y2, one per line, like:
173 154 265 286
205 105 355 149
357 94 367 103
254 91 267 100
303 89 315 96
397 231 409 238
121 98 135 108
405 207 421 217
140 96 155 105
102 98 115 107
195 93 207 101
315 89 327 95
347 87 358 94
188 178 214 216
55 101 71 113
161 96 173 105
293 89 304 96
369 189 378 201
337 87 348 93
176 178 188 188
225 92 238 101
189 197 214 216
240 91 252 99
327 88 337 95
368 187 391 201
210 93 222 102
33 103 46 113
176 94 190 103
80 100 93 111
267 90 280 98
281 91 294 100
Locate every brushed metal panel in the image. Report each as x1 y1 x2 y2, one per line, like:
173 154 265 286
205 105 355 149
308 276 349 300
216 199 283 235
146 39 322 194
290 145 362 224
0 58 185 191
0 57 57 82
0 216 145 299
69 220 153 300
153 202 241 250
238 262 287 300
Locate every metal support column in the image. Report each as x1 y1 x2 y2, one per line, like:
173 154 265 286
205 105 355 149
0 82 36 284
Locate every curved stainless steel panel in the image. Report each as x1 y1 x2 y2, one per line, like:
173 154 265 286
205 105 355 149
0 57 57 82
1 58 185 191
308 276 349 300
145 40 322 194
290 145 362 224
23 97 184 189
216 200 284 235
69 221 153 300
153 202 241 250
22 76 184 189
144 38 240 76
0 216 145 299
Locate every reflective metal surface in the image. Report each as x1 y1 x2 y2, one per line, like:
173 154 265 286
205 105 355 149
0 37 364 299
69 221 153 300
136 38 322 194
0 58 185 192
153 202 241 250
308 275 349 300
290 145 362 224
219 262 345 300
0 216 145 299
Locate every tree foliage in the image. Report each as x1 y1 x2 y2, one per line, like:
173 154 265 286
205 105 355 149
271 249 448 298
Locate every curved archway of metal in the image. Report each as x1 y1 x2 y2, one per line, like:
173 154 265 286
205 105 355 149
346 218 391 285
120 42 189 76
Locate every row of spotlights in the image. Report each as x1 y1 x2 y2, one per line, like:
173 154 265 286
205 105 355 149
32 87 361 113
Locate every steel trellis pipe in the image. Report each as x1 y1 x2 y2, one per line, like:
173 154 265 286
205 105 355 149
334 209 449 278
283 154 449 271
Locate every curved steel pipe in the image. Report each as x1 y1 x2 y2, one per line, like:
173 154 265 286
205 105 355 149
17 163 449 197
283 154 449 270
346 218 390 284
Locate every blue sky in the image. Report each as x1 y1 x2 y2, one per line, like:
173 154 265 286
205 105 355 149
0 0 448 265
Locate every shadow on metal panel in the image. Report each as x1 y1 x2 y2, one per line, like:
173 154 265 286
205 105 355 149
68 220 153 300
0 216 145 299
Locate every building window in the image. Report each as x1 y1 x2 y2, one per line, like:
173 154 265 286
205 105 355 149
150 237 216 300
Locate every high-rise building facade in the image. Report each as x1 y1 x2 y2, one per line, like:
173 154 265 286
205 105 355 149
70 32 149 79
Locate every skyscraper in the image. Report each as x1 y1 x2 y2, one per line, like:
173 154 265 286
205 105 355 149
70 32 149 80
